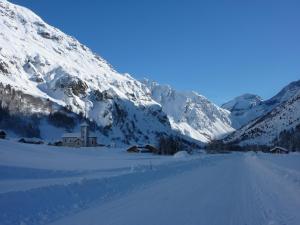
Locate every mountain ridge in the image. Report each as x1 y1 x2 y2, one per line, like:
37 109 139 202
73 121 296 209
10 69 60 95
223 80 300 146
143 79 235 142
1 0 299 148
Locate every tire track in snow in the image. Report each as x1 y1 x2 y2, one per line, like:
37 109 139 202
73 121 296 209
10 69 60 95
254 156 300 189
245 154 300 225
49 154 264 225
0 155 226 225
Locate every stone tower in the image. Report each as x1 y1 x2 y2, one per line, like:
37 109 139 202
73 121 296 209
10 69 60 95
80 122 89 147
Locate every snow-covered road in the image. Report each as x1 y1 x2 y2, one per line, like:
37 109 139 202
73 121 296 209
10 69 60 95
49 153 300 225
0 141 300 225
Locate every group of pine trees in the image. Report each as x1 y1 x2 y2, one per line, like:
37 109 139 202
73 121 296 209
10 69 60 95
274 124 300 151
0 105 40 138
158 136 183 155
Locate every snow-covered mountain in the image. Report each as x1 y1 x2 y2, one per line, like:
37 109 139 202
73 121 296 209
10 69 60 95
222 94 263 128
143 80 234 142
224 80 300 146
222 80 300 129
1 0 299 148
0 0 186 145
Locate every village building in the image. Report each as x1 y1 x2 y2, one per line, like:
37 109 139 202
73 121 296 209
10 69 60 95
0 130 6 139
62 122 97 147
270 146 289 154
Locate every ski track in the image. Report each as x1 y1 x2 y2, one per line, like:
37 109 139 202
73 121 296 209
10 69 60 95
0 153 300 225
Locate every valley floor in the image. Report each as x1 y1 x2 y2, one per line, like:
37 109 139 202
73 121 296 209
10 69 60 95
0 140 300 225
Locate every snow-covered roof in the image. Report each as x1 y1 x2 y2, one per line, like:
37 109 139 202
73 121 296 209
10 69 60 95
270 146 289 152
62 133 81 138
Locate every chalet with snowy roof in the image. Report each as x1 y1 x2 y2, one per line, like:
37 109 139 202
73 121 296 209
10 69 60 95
62 122 97 147
270 146 289 154
0 130 6 139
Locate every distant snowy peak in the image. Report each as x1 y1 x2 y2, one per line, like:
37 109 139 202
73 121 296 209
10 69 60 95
222 80 300 129
224 90 300 146
222 94 263 112
142 79 235 142
221 94 264 129
223 80 300 146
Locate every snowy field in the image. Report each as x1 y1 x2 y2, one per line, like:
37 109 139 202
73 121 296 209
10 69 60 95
0 140 300 225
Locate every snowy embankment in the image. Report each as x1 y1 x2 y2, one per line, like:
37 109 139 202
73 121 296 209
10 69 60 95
1 140 300 225
0 140 201 225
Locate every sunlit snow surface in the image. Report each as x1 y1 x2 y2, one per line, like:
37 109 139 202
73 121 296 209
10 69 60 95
143 80 235 142
0 140 300 225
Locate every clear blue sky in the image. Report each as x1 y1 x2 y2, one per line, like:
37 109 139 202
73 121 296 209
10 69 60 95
11 0 300 105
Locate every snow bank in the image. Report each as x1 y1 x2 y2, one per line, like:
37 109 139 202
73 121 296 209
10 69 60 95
173 151 190 159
